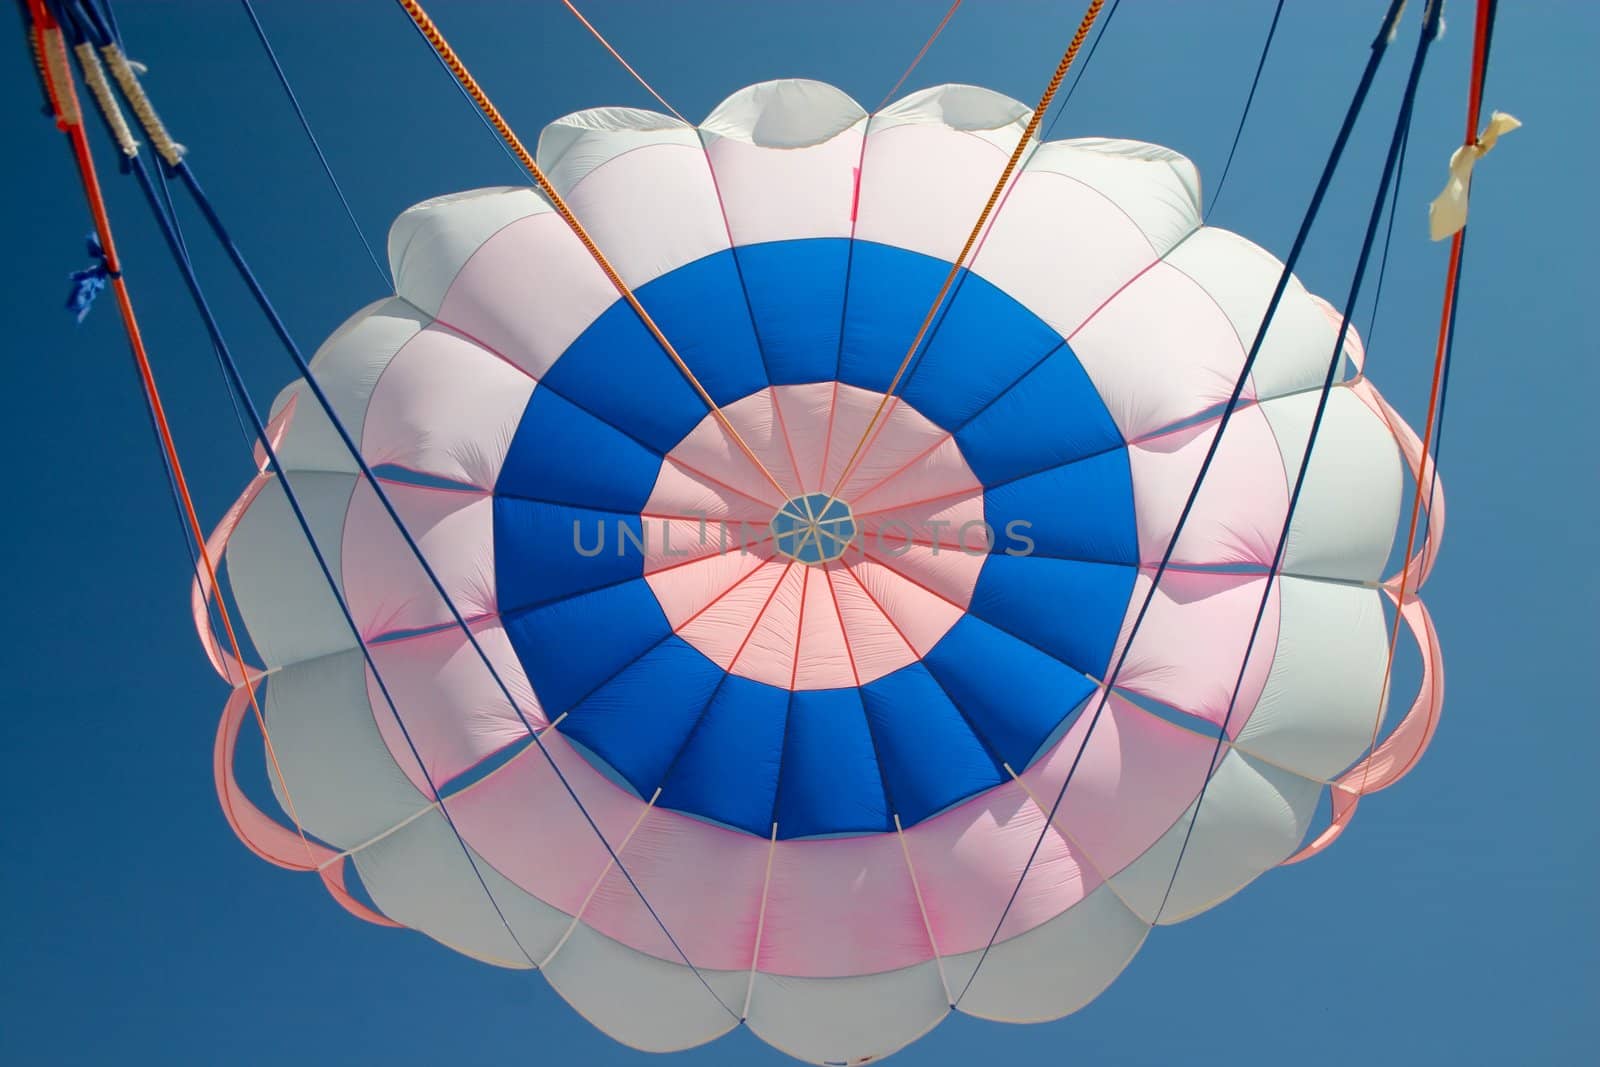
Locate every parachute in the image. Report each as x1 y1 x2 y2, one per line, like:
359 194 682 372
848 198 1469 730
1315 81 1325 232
200 80 1444 1063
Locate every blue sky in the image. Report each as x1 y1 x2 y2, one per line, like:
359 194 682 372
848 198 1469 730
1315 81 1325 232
2 2 1595 1064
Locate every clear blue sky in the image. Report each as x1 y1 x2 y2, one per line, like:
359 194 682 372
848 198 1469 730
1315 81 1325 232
3 2 1595 1064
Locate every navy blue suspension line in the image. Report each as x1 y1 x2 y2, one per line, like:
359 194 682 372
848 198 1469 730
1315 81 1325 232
1042 0 1120 140
75 0 736 1011
239 0 391 287
1363 123 1410 353
1208 0 1287 218
954 0 1411 1006
55 0 545 970
164 160 737 1014
1151 0 1447 925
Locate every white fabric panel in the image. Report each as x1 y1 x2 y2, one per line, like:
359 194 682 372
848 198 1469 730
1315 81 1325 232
536 107 728 290
387 187 551 317
1029 138 1202 256
268 298 428 476
948 884 1147 1023
536 107 701 191
1110 751 1321 924
854 86 1032 267
871 83 1032 153
699 81 866 245
340 481 495 639
1166 227 1355 402
226 472 358 669
701 79 865 148
360 325 534 491
746 962 948 1065
352 812 567 968
263 648 426 849
1236 577 1389 780
544 924 744 1053
1260 385 1404 581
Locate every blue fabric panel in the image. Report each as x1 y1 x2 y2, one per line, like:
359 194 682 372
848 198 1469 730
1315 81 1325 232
489 237 1146 835
967 554 1135 679
494 385 661 513
837 241 953 392
861 663 1005 824
922 615 1097 770
776 688 891 838
658 674 788 836
955 343 1126 485
501 579 670 716
900 276 1067 431
493 499 643 612
560 637 726 796
735 239 850 385
541 250 769 453
981 449 1139 565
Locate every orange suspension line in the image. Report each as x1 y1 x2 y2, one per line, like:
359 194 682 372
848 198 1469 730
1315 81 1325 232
876 0 964 111
559 0 686 123
396 0 788 498
830 0 1106 500
1360 0 1495 797
22 0 322 865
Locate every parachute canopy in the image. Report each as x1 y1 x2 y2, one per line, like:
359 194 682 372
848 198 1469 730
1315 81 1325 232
206 80 1440 1064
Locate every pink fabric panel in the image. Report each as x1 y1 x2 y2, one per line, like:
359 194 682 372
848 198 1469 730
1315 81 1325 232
647 542 775 630
216 680 309 872
1311 293 1367 373
1351 379 1446 590
792 566 859 689
450 735 769 971
769 382 840 495
361 325 534 491
859 492 985 554
644 463 777 531
704 131 863 245
214 681 399 928
197 398 296 684
732 561 808 687
1030 692 1218 877
641 517 771 575
196 471 271 685
840 558 963 660
560 144 730 289
449 734 651 924
1343 593 1442 794
850 434 981 519
434 212 618 382
341 481 495 640
1107 570 1280 735
971 168 1158 338
828 564 923 684
674 558 791 671
828 388 973 505
665 396 789 512
1126 404 1289 567
1070 261 1254 441
757 832 931 977
904 777 1101 952
1283 592 1441 865
579 810 772 971
438 690 1225 972
365 619 544 790
858 539 982 621
854 125 1008 263
434 691 1233 971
